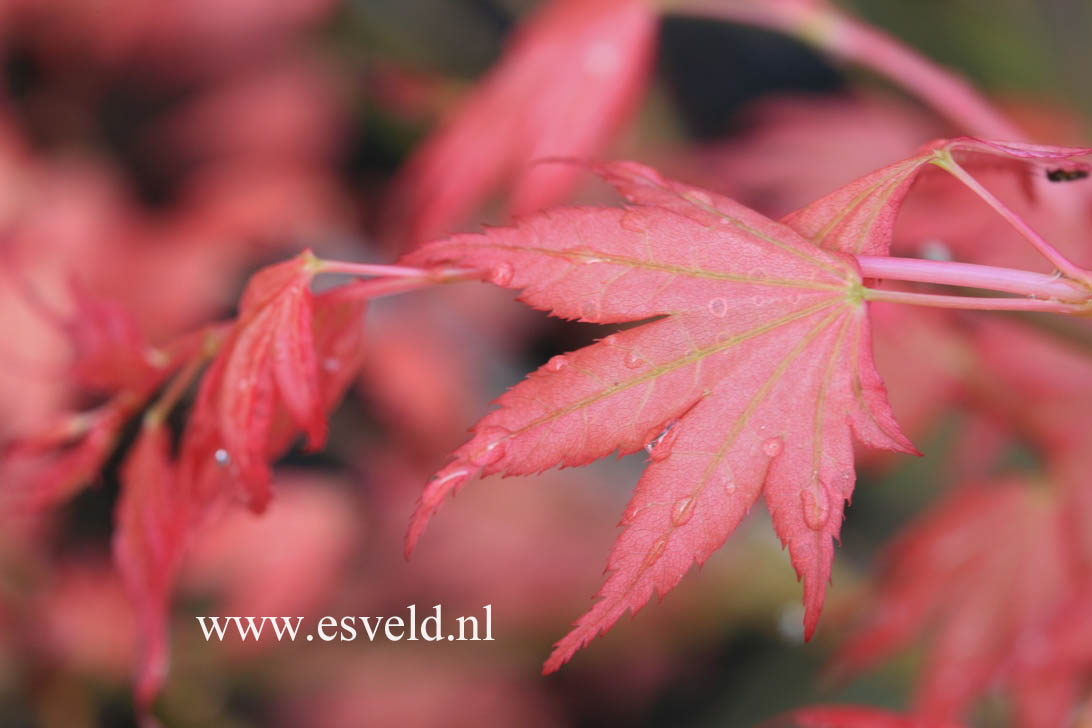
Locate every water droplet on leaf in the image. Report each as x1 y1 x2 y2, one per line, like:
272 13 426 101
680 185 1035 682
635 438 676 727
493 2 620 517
649 426 679 462
762 437 783 457
624 351 644 369
686 190 712 206
643 536 668 568
469 426 511 467
670 496 696 526
214 449 231 467
800 487 830 531
545 355 569 372
707 297 728 317
489 263 514 286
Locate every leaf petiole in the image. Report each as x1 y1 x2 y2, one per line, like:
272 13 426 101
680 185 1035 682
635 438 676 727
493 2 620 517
856 255 1090 301
932 151 1092 289
316 267 484 303
860 287 1090 314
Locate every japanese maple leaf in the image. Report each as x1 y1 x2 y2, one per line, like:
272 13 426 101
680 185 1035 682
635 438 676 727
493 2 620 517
783 138 1092 257
182 250 326 510
832 481 1076 726
0 400 133 511
114 265 365 707
113 420 191 710
3 272 160 394
404 161 915 671
385 0 656 246
0 300 206 511
179 255 366 512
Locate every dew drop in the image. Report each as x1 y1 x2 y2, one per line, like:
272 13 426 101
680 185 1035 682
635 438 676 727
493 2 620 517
649 426 679 462
670 496 696 526
469 426 511 467
489 262 514 286
581 300 601 321
762 437 783 457
214 449 231 468
800 487 830 531
723 480 737 495
643 536 668 568
707 297 728 318
624 351 644 369
602 334 618 346
545 355 569 373
686 190 713 206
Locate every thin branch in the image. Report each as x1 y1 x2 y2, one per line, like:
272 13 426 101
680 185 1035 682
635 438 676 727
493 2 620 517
664 0 1025 141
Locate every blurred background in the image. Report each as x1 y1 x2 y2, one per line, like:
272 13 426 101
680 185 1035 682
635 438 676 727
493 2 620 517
0 1 1090 726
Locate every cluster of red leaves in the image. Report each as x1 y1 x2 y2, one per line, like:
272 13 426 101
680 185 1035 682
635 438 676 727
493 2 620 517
114 253 365 707
5 0 1092 725
0 0 363 710
2 252 366 708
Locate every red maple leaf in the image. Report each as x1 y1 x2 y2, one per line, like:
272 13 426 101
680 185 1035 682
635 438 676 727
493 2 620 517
0 400 133 510
113 420 191 710
403 161 916 671
179 252 365 512
831 481 1077 725
385 0 656 246
0 299 207 511
113 257 366 707
783 138 1092 257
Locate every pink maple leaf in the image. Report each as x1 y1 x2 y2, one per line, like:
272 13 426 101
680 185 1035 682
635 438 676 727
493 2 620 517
832 481 1076 725
113 421 193 710
179 253 365 511
385 0 656 246
403 161 916 672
